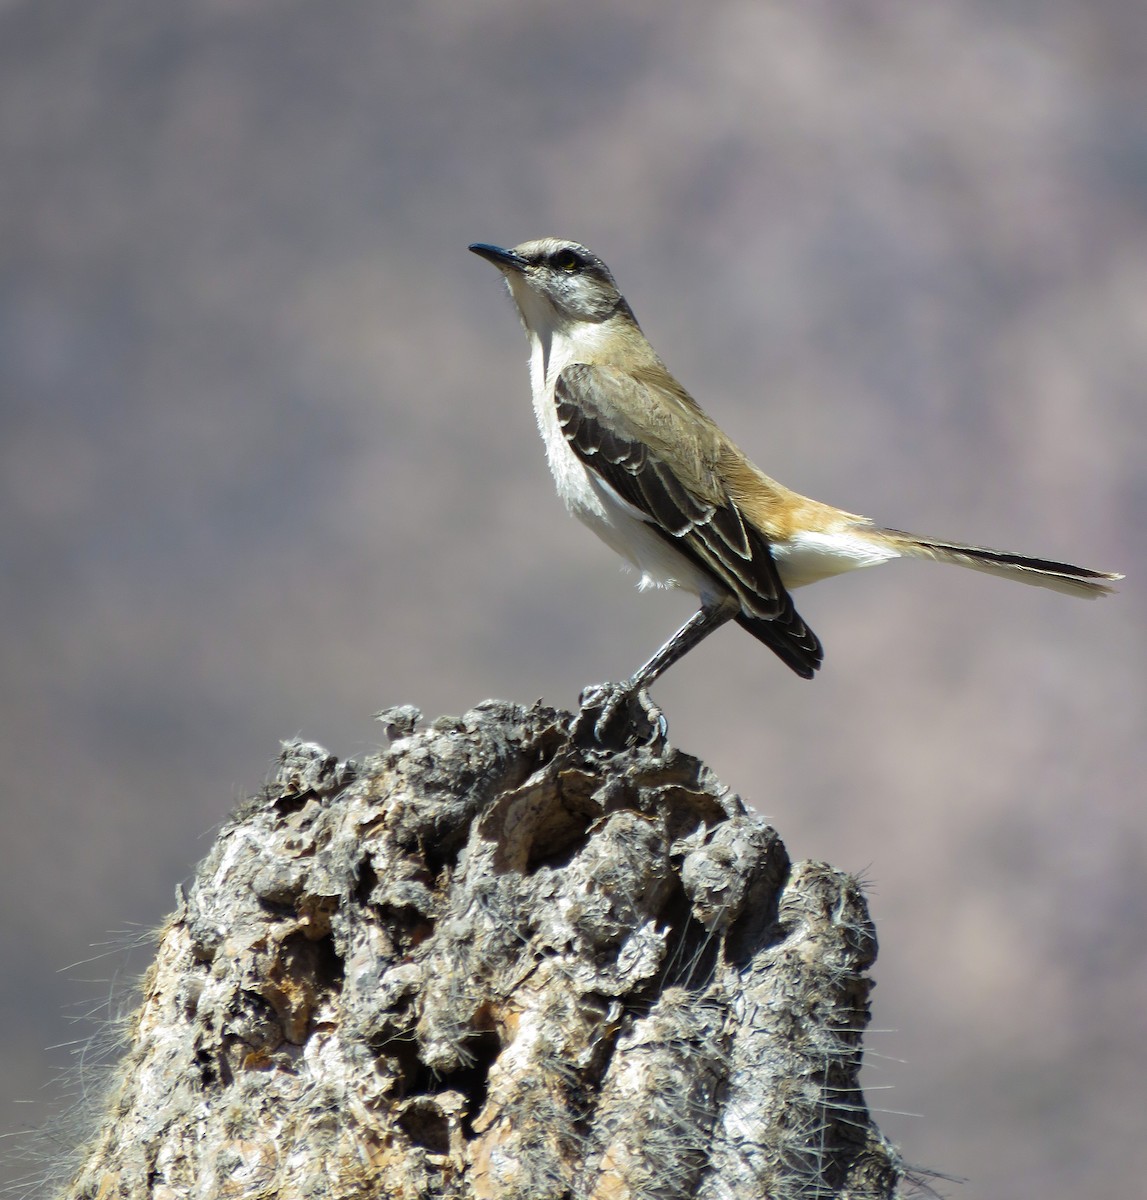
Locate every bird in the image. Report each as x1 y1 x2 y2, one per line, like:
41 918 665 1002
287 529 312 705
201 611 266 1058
469 237 1122 743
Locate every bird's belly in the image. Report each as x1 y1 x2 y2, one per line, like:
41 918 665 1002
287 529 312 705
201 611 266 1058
545 433 715 599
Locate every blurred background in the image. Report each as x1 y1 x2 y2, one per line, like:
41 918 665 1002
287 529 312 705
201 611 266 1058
2 2 1144 1196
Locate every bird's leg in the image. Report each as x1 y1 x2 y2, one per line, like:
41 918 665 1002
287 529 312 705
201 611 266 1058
575 594 740 747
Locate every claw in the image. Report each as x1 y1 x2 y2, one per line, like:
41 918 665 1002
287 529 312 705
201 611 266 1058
573 682 668 748
634 687 668 743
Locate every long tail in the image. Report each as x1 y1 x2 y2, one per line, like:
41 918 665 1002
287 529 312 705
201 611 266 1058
873 527 1122 598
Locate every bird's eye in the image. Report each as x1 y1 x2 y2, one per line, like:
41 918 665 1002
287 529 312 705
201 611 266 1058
553 248 581 272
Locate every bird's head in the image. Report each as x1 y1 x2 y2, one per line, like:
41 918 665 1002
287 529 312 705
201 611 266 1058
469 238 636 336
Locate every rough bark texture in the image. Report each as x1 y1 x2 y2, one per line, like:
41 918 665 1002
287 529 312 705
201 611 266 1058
61 700 904 1199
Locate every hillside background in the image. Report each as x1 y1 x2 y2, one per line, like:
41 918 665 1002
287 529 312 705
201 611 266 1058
2 3 1144 1197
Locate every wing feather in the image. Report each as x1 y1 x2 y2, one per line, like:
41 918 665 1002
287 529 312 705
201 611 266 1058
555 363 823 677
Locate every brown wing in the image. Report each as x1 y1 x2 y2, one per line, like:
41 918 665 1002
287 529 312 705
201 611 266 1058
555 363 823 678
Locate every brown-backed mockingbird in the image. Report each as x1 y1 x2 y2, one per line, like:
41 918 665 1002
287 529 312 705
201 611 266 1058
470 238 1121 743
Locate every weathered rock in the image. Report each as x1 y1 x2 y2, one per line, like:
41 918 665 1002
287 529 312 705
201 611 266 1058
61 700 902 1199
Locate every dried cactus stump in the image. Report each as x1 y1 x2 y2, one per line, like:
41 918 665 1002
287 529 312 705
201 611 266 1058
63 699 905 1200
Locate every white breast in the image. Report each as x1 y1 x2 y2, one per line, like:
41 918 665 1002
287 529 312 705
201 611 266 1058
525 328 716 601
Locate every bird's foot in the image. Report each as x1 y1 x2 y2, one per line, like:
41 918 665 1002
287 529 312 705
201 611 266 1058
572 681 667 749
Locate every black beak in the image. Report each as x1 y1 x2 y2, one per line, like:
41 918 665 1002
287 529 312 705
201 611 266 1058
469 243 527 272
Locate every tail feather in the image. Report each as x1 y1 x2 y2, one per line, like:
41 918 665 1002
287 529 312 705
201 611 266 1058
875 527 1122 599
